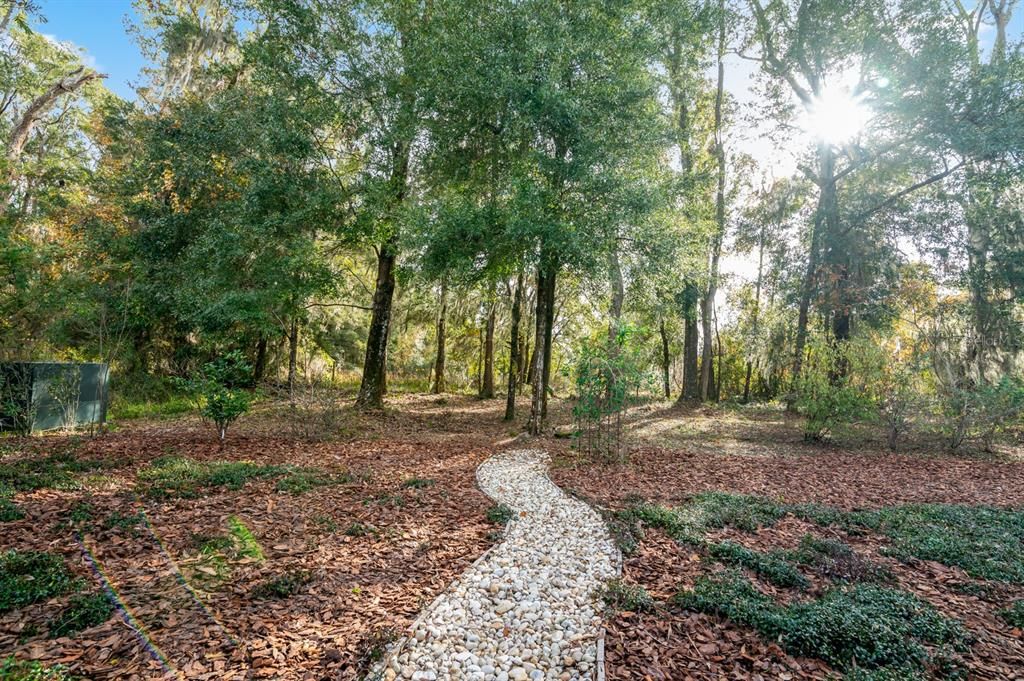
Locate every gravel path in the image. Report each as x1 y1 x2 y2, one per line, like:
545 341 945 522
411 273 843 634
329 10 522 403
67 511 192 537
380 449 620 681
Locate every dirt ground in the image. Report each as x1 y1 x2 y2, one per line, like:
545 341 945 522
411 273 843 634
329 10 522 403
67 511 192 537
2 394 1022 680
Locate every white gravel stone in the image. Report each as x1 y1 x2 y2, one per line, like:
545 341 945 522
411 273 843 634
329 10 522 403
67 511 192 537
376 449 619 680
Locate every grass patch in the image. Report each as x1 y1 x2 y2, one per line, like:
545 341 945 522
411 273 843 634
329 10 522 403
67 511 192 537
227 516 264 560
137 456 283 498
110 395 192 421
601 578 655 613
252 570 311 599
998 600 1024 628
102 511 144 534
342 522 375 537
192 533 233 555
707 541 809 589
0 496 24 522
401 477 435 489
0 451 111 493
0 658 74 680
485 503 513 525
0 551 78 613
676 571 969 678
47 592 113 638
274 467 350 495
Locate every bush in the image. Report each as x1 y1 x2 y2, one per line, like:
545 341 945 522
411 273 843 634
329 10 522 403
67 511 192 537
485 503 513 525
47 592 113 638
175 351 254 443
571 325 652 462
790 535 892 584
793 336 881 441
0 551 77 613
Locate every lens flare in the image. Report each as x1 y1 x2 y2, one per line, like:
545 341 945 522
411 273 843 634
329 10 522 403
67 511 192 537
800 83 871 145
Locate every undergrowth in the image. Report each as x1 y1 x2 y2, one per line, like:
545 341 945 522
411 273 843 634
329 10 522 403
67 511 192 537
47 592 113 638
676 571 970 678
601 578 655 613
252 570 311 599
998 600 1024 628
138 456 347 498
0 551 78 613
0 658 74 681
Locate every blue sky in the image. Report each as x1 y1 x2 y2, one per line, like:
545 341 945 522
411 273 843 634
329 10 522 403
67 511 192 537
37 0 144 101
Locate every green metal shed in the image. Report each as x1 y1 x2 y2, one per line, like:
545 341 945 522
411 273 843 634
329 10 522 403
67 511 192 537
0 362 109 432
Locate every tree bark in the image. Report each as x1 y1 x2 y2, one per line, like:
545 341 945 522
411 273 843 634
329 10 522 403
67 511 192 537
254 335 268 384
355 239 398 409
287 318 299 400
528 267 550 435
677 282 700 403
700 5 727 402
504 271 523 420
743 220 767 403
482 300 496 398
660 319 671 399
431 279 447 394
541 267 556 419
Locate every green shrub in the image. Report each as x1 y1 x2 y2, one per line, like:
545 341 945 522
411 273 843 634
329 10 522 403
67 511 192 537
997 600 1024 628
0 551 77 613
485 503 513 525
707 541 809 589
0 658 74 681
676 572 968 677
605 508 645 556
688 492 788 532
252 570 311 599
675 571 788 635
47 592 113 638
175 351 254 443
793 336 881 441
781 584 969 672
601 578 655 612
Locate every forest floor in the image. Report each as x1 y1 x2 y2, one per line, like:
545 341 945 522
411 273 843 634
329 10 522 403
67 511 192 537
0 393 1022 680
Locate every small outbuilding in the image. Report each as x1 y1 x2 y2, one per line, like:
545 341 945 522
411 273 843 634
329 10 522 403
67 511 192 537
0 362 109 433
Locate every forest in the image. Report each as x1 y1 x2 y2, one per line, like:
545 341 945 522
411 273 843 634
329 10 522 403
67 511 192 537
0 0 1022 679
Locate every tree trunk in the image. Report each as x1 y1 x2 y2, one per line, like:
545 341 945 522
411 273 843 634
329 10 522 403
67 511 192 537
287 318 299 400
431 279 447 394
505 272 523 420
541 267 556 419
608 250 624 342
528 267 550 435
701 7 727 403
790 143 834 404
660 319 671 399
677 282 700 404
742 220 767 403
254 335 268 384
482 301 496 398
355 239 398 409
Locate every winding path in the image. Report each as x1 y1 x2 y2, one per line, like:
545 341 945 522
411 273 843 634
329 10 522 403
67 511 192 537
380 449 620 681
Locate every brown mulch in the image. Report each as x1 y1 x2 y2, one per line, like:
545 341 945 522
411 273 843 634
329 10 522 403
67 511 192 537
0 403 502 680
551 418 1024 681
552 445 1024 510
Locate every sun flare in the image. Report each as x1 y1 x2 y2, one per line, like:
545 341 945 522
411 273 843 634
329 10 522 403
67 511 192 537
800 83 872 145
